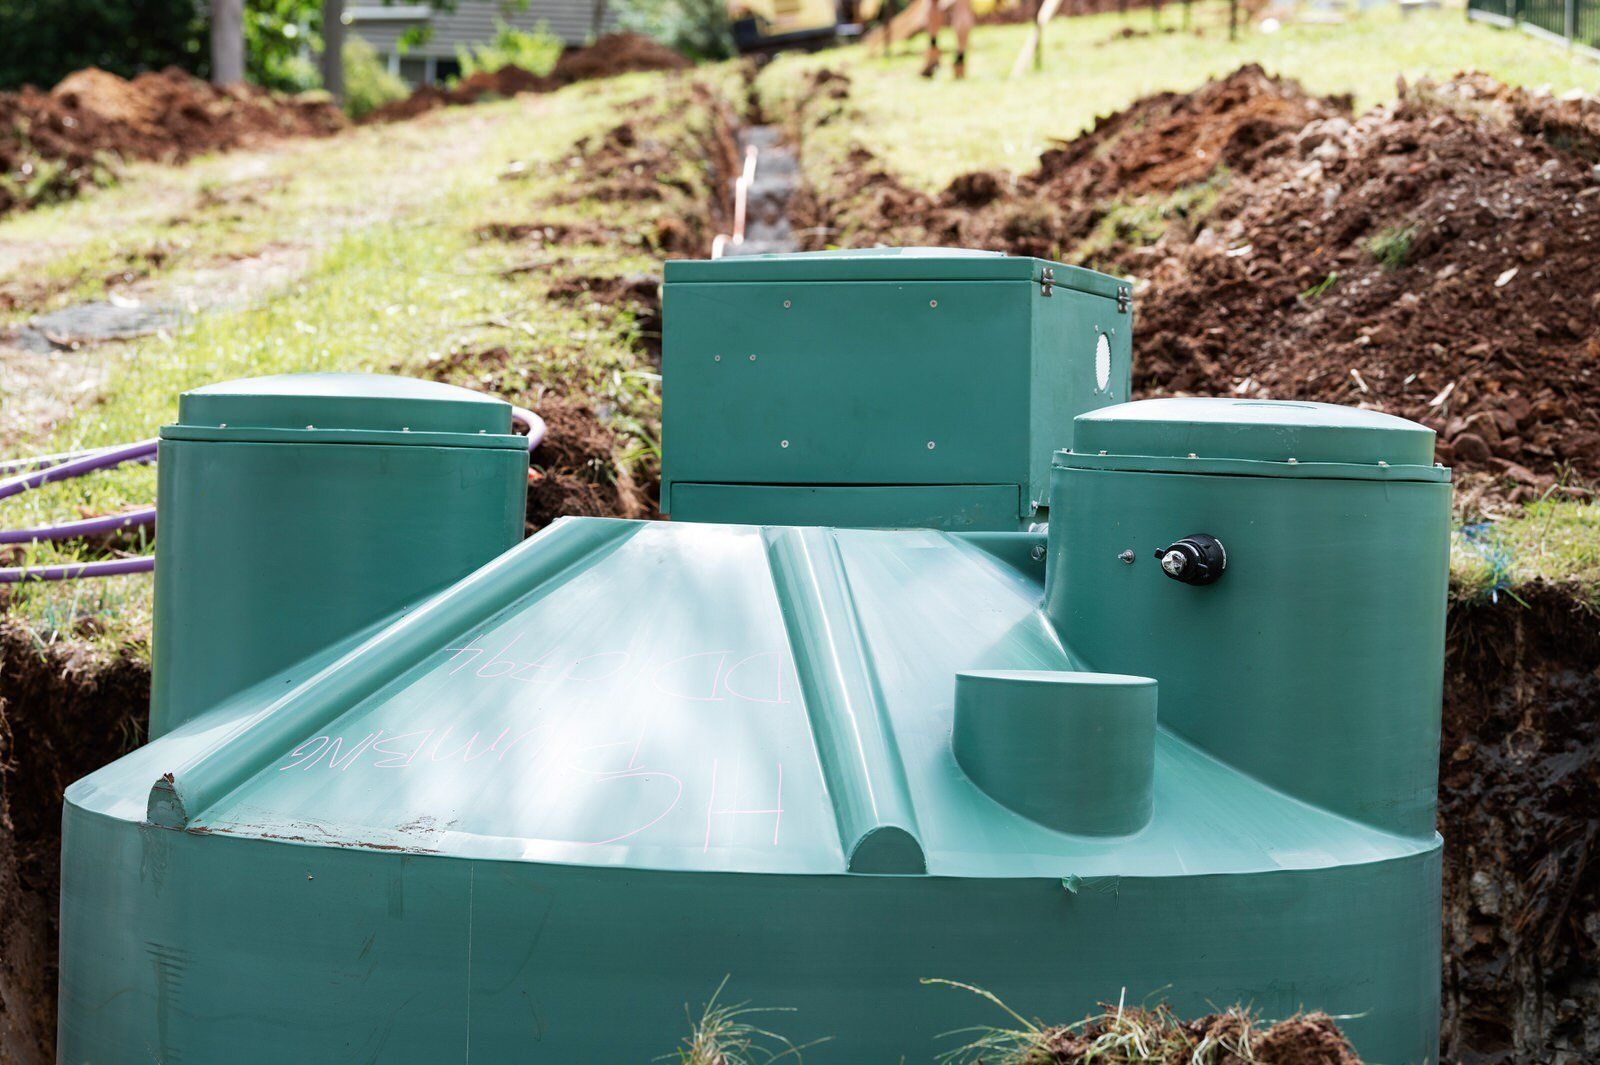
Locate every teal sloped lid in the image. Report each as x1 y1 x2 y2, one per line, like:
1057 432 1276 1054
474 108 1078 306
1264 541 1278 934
664 247 1124 297
166 373 525 449
1062 398 1444 480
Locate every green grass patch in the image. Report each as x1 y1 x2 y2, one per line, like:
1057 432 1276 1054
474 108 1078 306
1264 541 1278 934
1451 499 1600 608
1364 224 1418 270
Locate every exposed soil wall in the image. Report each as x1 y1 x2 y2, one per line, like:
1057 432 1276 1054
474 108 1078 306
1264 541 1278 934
0 622 148 1065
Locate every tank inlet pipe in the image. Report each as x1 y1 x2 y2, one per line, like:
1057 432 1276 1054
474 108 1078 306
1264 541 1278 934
711 143 760 258
510 407 547 454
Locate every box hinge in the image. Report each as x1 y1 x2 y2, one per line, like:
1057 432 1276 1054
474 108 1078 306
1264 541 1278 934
1116 285 1131 313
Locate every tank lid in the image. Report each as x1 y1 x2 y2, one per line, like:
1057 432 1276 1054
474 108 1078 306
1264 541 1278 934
165 373 526 449
664 247 1124 297
1059 398 1447 481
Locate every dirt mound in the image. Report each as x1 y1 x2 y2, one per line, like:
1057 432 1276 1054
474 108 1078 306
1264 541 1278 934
367 33 690 122
550 32 690 83
1031 63 1348 200
0 66 345 215
1132 77 1600 498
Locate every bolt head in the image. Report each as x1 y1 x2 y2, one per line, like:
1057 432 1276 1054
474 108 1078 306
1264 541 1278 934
1161 550 1188 577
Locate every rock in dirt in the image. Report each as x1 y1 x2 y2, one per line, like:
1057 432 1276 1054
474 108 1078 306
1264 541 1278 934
0 67 345 216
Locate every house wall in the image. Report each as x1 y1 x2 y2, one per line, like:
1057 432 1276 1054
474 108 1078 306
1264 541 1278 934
349 0 620 84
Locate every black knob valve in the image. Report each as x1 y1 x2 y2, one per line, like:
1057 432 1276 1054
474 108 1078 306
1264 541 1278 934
1153 534 1227 586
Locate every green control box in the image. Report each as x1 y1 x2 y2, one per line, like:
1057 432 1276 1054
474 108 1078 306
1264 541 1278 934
661 248 1132 530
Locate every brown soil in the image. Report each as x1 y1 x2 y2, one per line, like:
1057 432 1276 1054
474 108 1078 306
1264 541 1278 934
365 32 690 122
1440 586 1600 1062
0 620 148 1065
547 272 664 362
0 67 345 216
795 66 1600 506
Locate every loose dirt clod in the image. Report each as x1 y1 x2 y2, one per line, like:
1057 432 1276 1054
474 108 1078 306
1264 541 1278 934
0 67 345 216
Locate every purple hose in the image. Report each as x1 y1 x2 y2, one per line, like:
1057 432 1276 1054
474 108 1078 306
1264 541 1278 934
0 556 155 583
0 438 158 503
0 506 157 545
510 408 546 453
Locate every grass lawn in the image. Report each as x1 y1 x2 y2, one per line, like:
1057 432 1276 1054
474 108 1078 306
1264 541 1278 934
759 2 1600 189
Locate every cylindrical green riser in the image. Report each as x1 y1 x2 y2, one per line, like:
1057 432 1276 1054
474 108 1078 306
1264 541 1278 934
1044 466 1450 838
150 439 527 739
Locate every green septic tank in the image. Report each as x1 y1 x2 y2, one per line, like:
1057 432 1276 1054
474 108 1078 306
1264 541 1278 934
59 251 1449 1064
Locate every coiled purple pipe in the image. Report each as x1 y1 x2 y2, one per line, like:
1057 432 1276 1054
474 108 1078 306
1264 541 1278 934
0 438 158 503
0 506 157 545
0 556 156 583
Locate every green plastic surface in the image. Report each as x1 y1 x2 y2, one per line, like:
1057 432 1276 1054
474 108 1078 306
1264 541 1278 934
662 249 1131 529
664 246 1122 296
954 670 1157 836
60 352 1449 1063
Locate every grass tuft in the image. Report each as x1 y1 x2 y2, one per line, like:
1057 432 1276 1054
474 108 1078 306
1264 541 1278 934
1363 224 1418 270
670 977 813 1065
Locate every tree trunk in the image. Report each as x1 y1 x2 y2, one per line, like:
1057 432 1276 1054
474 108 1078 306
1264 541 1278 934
211 0 245 85
322 0 346 102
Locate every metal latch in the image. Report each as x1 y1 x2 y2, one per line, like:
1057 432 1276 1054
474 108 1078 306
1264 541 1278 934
1115 285 1131 314
1040 266 1056 297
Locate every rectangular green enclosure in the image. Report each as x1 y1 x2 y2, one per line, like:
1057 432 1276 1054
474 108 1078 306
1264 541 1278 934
661 248 1132 530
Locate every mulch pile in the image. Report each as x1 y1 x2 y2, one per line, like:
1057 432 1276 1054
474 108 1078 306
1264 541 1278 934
0 66 345 215
801 65 1600 504
366 33 689 122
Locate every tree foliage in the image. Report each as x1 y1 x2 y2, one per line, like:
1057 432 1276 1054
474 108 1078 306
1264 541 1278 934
0 0 206 90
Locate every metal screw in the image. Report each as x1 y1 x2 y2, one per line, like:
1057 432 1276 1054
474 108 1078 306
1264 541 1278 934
926 441 936 449
783 300 792 308
714 354 722 362
1118 549 1136 564
749 354 757 361
1031 544 1047 562
1161 550 1188 577
781 440 790 448
929 299 938 308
